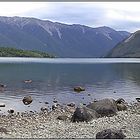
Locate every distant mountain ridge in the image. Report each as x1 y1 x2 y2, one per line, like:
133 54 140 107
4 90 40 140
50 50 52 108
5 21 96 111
0 16 130 57
106 30 140 58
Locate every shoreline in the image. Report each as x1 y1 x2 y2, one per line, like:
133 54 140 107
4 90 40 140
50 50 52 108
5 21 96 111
0 100 140 138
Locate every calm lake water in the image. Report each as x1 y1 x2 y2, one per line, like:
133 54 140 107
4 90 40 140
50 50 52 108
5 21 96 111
0 57 140 113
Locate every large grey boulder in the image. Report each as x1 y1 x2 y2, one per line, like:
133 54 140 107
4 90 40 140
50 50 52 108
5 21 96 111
96 129 126 139
86 98 118 117
71 106 100 122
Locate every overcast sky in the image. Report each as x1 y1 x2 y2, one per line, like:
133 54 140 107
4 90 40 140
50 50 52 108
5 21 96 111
0 2 140 33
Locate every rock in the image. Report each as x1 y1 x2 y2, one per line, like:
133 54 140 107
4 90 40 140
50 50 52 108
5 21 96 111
0 127 8 134
94 99 98 102
116 98 125 104
17 112 20 115
53 100 58 103
115 98 127 111
74 86 85 92
67 102 75 107
0 84 6 88
0 103 5 107
22 96 33 105
71 106 100 122
41 107 48 112
45 102 49 104
57 115 69 121
64 106 76 114
24 80 32 83
116 103 127 111
52 103 62 110
8 109 14 114
96 129 126 139
52 104 58 110
86 98 117 117
136 98 140 102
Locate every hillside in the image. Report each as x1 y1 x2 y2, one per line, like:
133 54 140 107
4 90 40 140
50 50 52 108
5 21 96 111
106 30 140 58
0 16 130 58
0 47 54 58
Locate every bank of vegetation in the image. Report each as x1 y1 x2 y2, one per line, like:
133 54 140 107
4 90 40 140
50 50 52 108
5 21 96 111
0 47 54 58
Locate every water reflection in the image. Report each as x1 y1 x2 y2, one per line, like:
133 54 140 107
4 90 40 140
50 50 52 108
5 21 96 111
0 61 139 113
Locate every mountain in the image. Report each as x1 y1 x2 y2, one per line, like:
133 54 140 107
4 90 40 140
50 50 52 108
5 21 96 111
0 16 130 58
106 30 140 58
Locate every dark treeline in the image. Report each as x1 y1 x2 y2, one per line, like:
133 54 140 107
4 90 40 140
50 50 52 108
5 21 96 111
0 47 54 58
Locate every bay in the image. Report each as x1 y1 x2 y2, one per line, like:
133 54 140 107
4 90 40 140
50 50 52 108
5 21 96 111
0 57 139 113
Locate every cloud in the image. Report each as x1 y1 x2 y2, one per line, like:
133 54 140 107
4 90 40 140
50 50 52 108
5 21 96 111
0 2 140 32
0 2 46 16
22 3 107 26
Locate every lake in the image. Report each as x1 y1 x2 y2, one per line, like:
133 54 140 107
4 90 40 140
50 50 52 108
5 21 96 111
0 57 140 114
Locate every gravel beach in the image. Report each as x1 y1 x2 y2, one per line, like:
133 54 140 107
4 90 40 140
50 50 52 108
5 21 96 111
0 102 140 138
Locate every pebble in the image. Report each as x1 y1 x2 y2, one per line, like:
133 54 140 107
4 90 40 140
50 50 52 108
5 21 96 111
45 102 49 104
0 103 139 138
0 103 5 107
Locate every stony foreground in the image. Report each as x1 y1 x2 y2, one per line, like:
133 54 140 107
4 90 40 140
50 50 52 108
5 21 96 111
0 102 139 138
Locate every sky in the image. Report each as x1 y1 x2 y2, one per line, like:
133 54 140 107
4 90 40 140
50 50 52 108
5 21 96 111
0 2 140 33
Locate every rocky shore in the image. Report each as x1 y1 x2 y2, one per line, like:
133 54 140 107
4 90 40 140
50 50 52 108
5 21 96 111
0 98 140 138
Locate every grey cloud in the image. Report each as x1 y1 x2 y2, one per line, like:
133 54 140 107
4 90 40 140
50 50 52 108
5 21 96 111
20 3 140 32
21 3 107 26
107 19 140 33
